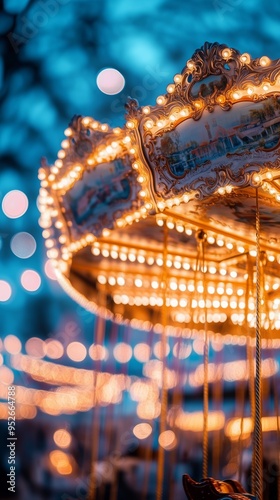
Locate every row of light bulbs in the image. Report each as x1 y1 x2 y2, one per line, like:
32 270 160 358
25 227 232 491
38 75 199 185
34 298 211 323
110 292 273 313
138 51 276 133
92 240 246 274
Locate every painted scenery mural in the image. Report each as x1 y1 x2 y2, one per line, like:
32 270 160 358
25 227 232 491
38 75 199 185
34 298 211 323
64 158 140 237
157 96 280 178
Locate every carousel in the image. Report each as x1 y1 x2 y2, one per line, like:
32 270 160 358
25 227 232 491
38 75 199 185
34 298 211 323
38 42 280 500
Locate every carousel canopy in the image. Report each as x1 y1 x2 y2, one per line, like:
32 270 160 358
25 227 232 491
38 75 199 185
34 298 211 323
38 42 280 340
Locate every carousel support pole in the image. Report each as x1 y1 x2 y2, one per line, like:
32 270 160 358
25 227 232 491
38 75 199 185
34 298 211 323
254 188 263 500
88 316 105 500
245 256 256 490
202 235 209 479
195 230 209 478
156 222 169 500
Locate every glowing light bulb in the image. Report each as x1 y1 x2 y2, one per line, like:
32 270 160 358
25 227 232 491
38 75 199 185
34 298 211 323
226 242 234 250
173 74 182 83
145 120 154 129
187 60 194 70
222 48 231 58
156 96 165 105
240 53 250 64
259 56 270 67
126 121 134 129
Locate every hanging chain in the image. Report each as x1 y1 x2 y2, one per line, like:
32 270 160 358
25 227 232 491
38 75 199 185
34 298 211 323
254 188 263 500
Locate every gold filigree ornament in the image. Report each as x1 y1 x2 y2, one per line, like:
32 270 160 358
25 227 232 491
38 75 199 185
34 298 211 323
38 42 280 340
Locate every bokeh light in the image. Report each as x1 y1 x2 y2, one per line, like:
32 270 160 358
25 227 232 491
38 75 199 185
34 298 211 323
193 338 205 355
67 342 87 362
96 68 125 95
0 366 14 385
10 232 36 259
134 342 151 362
20 270 41 292
113 342 132 363
53 429 72 449
44 339 64 359
158 430 177 450
89 344 108 361
0 280 12 302
4 334 22 355
44 260 57 280
153 341 170 359
25 337 45 358
19 405 37 419
2 190 28 218
137 400 161 420
133 422 152 440
173 341 192 359
49 450 73 475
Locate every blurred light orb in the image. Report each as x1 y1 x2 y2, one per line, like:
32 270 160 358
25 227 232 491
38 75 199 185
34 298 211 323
134 342 151 362
0 366 14 385
158 430 177 450
89 344 108 361
49 450 73 475
10 232 36 259
67 342 87 362
193 337 205 355
19 405 37 419
0 280 12 301
96 68 125 95
44 260 57 280
173 342 192 359
25 337 45 358
113 342 132 363
137 400 161 420
4 335 22 355
153 341 170 359
211 339 224 352
53 429 72 448
133 423 152 440
2 190 28 218
21 270 41 292
44 339 64 359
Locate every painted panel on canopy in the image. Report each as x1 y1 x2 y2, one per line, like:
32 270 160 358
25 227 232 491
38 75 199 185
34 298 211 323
63 157 142 238
143 96 280 196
